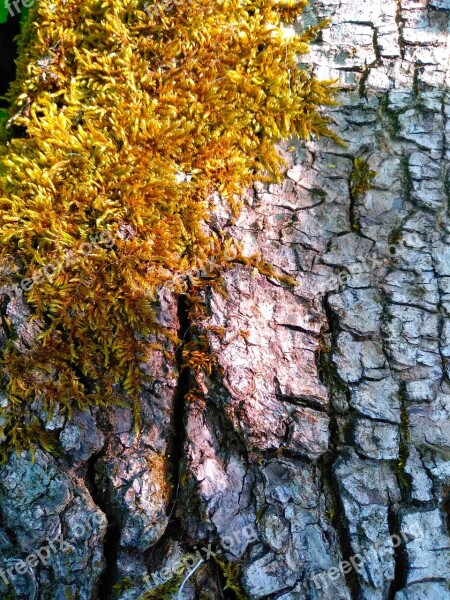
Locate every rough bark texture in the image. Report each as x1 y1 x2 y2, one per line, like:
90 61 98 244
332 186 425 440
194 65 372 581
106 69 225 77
1 0 450 599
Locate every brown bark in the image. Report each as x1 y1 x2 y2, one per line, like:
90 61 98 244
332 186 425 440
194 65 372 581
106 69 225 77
0 1 449 599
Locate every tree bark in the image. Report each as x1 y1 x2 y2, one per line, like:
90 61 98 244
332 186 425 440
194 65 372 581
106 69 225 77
0 1 449 599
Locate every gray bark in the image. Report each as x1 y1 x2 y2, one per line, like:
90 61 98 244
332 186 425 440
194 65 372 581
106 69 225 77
0 0 449 599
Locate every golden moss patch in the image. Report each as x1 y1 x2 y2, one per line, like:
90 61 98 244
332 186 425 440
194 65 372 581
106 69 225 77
0 0 337 452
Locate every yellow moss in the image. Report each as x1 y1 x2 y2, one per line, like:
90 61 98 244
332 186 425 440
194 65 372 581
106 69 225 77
0 0 338 452
235 250 300 286
240 329 250 341
205 325 225 338
184 390 205 405
182 336 217 376
349 157 377 197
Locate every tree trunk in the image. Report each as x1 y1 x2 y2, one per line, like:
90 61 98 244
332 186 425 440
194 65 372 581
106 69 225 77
1 1 449 599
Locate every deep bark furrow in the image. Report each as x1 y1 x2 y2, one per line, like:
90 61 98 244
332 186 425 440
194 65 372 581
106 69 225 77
0 1 449 599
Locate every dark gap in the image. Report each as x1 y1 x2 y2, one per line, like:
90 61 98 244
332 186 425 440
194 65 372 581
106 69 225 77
279 322 320 337
86 451 121 600
143 293 193 573
316 295 361 600
165 293 192 531
443 487 450 538
0 291 14 339
0 12 21 108
387 503 408 599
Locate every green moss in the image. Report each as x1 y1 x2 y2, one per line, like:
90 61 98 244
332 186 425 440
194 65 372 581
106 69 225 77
214 558 249 600
394 382 412 493
388 225 403 246
400 153 413 204
112 577 134 599
0 0 338 453
63 588 78 600
349 157 377 197
378 93 401 137
139 572 185 599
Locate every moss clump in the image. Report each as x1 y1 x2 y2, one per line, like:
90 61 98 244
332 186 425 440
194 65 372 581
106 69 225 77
139 571 185 599
112 577 133 599
182 334 218 377
349 157 376 197
388 225 403 246
215 558 249 600
0 0 338 452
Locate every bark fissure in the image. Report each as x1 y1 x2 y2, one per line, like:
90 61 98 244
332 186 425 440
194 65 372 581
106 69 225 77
165 293 192 538
317 294 361 600
387 502 408 600
87 451 121 600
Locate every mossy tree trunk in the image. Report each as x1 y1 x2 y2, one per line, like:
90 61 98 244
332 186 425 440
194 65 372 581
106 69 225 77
0 1 450 600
